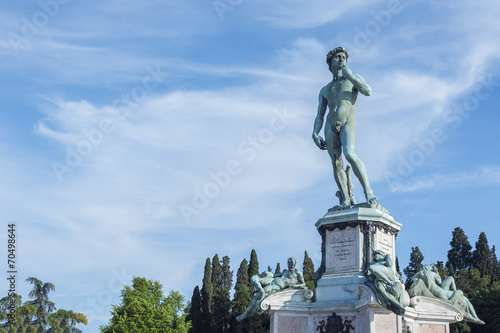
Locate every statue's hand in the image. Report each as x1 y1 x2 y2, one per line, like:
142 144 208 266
312 133 327 150
341 65 353 79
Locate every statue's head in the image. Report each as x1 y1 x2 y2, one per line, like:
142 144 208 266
326 46 349 73
287 257 297 270
372 250 385 261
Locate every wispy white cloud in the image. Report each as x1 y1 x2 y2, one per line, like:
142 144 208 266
249 0 383 29
387 166 500 192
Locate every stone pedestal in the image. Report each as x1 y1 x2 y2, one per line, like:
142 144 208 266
313 207 401 304
268 208 463 333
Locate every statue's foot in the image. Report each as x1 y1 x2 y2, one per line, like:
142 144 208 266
329 201 352 212
340 200 350 207
366 193 378 205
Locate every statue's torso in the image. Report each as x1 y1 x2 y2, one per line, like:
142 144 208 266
322 78 358 126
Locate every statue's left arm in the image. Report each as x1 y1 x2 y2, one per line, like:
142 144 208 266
291 270 307 288
384 254 393 267
342 66 372 96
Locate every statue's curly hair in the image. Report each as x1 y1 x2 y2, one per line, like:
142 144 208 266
326 46 349 68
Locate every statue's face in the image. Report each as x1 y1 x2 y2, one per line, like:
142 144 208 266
330 52 347 71
287 258 294 269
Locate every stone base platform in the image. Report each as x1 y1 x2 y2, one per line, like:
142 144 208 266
266 289 463 333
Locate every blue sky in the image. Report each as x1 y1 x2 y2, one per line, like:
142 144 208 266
1 0 500 331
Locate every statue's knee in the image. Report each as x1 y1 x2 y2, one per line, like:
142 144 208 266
344 151 358 164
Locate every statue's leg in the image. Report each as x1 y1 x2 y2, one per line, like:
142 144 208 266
326 126 349 206
441 276 456 291
341 120 377 204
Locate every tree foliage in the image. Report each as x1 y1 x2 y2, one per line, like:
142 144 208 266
200 257 213 331
230 259 251 333
247 250 259 281
403 246 424 289
212 256 233 332
100 276 190 333
0 279 87 333
445 229 500 333
26 277 56 333
303 251 315 291
447 227 473 273
472 232 492 276
187 286 202 333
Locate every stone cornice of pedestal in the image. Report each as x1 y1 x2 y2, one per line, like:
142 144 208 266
405 296 464 323
315 207 401 231
261 289 314 313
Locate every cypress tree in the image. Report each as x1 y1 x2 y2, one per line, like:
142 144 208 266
232 259 251 316
201 258 213 332
395 256 403 278
230 259 251 333
490 245 500 282
210 254 221 332
303 251 315 291
403 246 424 289
213 256 232 332
303 251 315 282
187 286 203 333
446 227 472 271
472 232 492 277
248 249 259 280
274 263 281 274
245 250 268 332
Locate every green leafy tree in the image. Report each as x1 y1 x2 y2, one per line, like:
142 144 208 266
0 293 36 332
187 286 202 333
403 246 424 289
455 268 491 297
0 281 86 333
99 277 191 333
447 227 472 272
303 251 315 291
468 285 500 333
200 258 213 332
48 309 88 333
25 277 56 333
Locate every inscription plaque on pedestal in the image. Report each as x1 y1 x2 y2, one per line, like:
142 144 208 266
327 227 359 272
375 228 395 260
377 230 393 253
